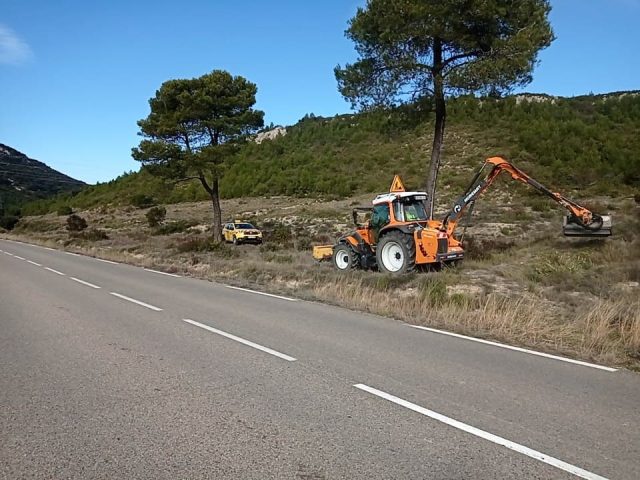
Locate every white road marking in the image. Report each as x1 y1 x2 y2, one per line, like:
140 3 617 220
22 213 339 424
70 277 101 289
226 285 297 302
27 260 42 266
110 292 162 311
44 267 65 276
43 247 56 251
408 325 616 372
14 255 25 260
65 251 82 257
4 251 14 256
95 258 119 265
144 268 181 278
354 384 608 480
183 319 297 361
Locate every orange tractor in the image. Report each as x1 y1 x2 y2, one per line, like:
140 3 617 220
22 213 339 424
313 156 612 273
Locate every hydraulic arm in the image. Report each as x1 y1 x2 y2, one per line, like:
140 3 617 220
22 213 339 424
442 157 612 237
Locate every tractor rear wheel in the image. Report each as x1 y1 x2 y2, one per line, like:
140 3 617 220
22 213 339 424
376 231 416 274
333 244 359 271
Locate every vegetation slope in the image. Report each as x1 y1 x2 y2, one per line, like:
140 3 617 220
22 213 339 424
21 91 640 215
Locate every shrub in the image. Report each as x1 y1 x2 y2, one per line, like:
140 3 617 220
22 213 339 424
56 205 73 216
77 228 109 241
154 219 197 235
146 206 166 227
266 223 293 245
0 216 20 231
174 237 239 257
130 193 156 208
419 277 448 306
66 214 88 232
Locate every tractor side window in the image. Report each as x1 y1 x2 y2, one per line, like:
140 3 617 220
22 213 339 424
371 204 390 242
371 204 390 228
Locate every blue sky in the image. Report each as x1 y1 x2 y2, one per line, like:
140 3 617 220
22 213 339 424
1 0 638 184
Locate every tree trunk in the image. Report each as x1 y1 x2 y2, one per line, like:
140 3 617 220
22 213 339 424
199 174 223 243
209 176 223 243
426 39 446 219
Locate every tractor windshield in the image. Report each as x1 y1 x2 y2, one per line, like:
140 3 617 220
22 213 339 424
394 198 428 222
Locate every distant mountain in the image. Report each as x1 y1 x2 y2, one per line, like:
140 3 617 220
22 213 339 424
0 143 85 212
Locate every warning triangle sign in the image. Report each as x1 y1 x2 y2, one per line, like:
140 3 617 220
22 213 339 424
390 175 406 192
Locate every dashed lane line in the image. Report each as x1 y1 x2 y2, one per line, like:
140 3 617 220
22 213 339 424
27 260 42 267
44 267 65 276
354 384 608 480
109 292 162 311
183 318 297 362
70 277 101 289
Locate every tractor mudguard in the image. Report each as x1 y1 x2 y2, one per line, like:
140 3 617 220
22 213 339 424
338 232 376 269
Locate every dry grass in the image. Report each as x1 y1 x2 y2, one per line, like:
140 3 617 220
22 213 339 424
3 192 639 369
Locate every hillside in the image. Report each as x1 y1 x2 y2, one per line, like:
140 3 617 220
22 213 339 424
0 144 85 213
22 91 640 215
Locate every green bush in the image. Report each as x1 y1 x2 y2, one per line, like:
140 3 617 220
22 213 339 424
0 216 19 231
130 193 156 208
66 214 88 232
154 219 197 235
146 206 166 227
56 205 73 216
266 222 293 245
76 228 109 241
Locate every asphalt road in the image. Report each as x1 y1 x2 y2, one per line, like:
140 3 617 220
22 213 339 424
1 238 639 479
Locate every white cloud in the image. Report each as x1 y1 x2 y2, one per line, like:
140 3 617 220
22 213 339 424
0 24 33 65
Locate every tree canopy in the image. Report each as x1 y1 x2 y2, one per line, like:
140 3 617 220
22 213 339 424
132 70 264 241
336 0 554 215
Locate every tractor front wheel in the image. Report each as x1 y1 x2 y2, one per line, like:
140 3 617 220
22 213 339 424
333 244 359 271
376 231 416 274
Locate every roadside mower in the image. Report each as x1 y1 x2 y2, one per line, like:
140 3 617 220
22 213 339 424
313 156 612 274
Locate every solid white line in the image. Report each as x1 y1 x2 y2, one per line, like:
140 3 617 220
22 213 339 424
226 285 297 302
110 292 162 311
354 384 608 480
95 258 119 265
14 255 25 260
408 325 617 372
144 268 181 278
44 267 65 276
43 247 56 251
183 318 297 361
70 277 101 289
27 260 42 267
65 251 82 257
